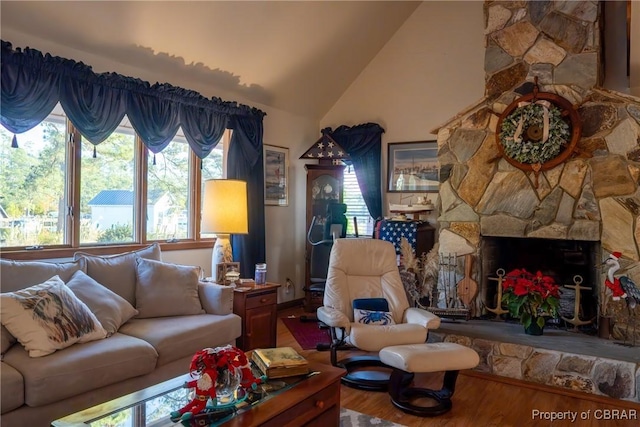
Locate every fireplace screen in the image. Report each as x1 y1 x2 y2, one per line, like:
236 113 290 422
480 236 600 327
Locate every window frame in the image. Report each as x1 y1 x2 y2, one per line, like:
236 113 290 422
1 118 228 260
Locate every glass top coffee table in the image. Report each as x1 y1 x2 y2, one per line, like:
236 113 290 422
51 360 344 427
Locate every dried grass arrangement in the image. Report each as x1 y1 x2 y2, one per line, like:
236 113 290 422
399 238 439 308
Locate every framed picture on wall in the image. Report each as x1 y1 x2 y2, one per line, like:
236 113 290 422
264 145 289 206
387 141 439 192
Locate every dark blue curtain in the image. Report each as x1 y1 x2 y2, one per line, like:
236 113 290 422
329 123 385 220
181 105 228 159
1 40 267 264
0 46 60 139
227 115 266 279
0 40 263 159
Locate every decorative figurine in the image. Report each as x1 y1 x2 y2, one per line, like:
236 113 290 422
604 251 640 346
170 345 265 423
603 252 640 302
560 275 594 329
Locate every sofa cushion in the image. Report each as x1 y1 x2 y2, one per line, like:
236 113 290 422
0 258 86 293
1 325 16 356
74 243 162 305
0 276 107 357
134 258 204 318
0 362 24 413
2 333 158 407
118 314 240 366
66 270 139 336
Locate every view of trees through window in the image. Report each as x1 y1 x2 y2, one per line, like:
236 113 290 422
0 118 67 247
1 106 225 249
80 123 136 245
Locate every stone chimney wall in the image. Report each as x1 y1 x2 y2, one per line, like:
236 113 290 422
435 1 640 329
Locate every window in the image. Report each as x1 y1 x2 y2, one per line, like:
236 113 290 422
1 110 226 254
81 119 136 245
146 133 190 242
342 165 374 237
0 110 68 248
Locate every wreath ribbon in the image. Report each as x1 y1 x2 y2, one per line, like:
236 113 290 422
513 100 551 144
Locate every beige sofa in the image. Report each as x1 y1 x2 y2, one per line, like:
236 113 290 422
0 244 241 427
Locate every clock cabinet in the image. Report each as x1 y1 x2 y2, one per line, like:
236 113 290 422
304 163 345 312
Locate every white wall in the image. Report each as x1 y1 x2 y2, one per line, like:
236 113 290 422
320 1 485 224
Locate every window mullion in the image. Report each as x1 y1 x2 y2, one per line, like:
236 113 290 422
68 121 82 247
191 151 201 240
136 136 147 244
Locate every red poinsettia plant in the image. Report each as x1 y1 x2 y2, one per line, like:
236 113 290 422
501 268 561 329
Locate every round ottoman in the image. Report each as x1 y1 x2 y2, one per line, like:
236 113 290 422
379 342 480 416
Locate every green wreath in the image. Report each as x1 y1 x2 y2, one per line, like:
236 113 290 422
499 102 570 164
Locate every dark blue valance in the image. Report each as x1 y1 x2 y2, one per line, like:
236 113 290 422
0 40 265 158
1 40 266 272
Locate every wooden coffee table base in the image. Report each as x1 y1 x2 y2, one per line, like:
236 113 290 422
52 361 345 427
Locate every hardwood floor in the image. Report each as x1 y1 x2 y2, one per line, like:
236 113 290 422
276 306 640 427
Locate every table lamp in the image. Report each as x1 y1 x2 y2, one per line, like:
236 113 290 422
201 179 248 282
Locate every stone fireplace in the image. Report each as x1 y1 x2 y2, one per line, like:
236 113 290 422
429 1 640 402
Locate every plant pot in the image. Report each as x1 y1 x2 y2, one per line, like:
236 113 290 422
597 316 614 339
524 320 544 336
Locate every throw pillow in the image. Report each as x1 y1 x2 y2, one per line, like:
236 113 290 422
353 298 390 312
0 276 107 357
73 243 162 305
352 298 395 326
0 258 86 293
65 270 139 336
134 258 204 318
354 309 396 325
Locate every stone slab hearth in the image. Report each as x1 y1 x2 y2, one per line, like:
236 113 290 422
429 321 640 403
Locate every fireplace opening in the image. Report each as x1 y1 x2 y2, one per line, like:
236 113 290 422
480 236 600 332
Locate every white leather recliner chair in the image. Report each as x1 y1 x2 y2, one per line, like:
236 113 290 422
317 238 441 390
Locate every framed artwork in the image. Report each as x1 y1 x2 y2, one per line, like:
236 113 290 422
264 145 289 206
387 141 439 193
216 262 240 285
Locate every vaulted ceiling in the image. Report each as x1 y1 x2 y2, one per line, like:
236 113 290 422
0 1 422 119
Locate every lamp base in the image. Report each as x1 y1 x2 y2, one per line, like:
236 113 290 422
212 234 233 282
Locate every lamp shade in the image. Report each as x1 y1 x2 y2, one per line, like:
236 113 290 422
202 179 248 235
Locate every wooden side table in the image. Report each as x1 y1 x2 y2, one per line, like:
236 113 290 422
233 282 280 351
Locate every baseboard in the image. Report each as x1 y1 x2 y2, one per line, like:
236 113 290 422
277 298 304 311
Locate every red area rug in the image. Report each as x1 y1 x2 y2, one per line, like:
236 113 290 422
281 316 331 350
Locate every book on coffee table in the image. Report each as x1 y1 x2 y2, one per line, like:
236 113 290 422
251 347 310 379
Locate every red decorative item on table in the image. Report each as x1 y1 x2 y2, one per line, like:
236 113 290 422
170 345 264 423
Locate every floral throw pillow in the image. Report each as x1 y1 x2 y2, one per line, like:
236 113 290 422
0 276 107 357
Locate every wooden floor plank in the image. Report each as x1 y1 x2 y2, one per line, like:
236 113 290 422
276 306 640 427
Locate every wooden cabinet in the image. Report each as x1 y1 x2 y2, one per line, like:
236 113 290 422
304 164 345 312
222 360 344 427
233 283 280 351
